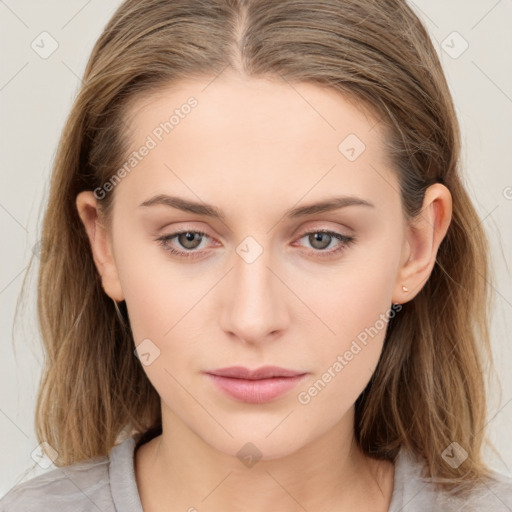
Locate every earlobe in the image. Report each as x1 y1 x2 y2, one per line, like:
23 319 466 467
392 183 452 304
75 191 124 302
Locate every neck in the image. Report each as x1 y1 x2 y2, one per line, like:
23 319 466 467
134 405 394 512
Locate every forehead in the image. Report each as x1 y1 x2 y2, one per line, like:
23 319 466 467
124 73 383 154
116 73 398 215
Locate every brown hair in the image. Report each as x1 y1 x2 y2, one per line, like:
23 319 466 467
21 0 498 492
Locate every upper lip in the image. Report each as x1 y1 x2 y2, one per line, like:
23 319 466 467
206 366 306 380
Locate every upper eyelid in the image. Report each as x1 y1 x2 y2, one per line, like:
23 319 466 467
158 218 353 236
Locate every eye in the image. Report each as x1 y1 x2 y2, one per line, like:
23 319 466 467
156 228 356 261
294 229 356 257
156 230 211 260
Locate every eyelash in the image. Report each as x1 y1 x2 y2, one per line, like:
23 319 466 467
156 229 356 261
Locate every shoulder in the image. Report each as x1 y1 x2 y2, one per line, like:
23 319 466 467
0 459 112 512
390 448 512 512
1 435 143 512
437 472 512 512
0 456 113 512
0 447 119 512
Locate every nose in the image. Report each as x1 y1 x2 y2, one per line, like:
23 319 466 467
219 245 289 345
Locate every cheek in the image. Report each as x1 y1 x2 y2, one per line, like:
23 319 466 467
305 238 399 346
113 234 229 386
294 291 391 428
116 252 209 411
113 223 207 341
295 239 400 411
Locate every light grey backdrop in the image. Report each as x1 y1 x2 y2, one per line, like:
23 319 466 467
1 0 511 496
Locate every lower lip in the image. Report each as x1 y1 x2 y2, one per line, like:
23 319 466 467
205 373 307 403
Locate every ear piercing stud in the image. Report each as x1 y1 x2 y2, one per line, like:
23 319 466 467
402 285 409 292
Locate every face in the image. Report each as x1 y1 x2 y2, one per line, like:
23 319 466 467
82 73 415 459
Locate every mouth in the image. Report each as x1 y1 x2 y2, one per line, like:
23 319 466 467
204 366 308 403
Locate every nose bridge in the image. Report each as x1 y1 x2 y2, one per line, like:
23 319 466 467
221 237 288 343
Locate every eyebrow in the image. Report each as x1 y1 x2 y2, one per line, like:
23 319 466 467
139 194 375 220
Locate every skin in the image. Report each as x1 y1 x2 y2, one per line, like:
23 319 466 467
76 72 452 512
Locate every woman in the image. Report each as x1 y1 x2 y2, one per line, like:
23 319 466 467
2 0 511 510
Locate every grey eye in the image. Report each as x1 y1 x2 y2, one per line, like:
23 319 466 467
177 231 203 250
307 232 334 250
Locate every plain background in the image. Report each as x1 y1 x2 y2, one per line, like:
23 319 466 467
1 0 511 497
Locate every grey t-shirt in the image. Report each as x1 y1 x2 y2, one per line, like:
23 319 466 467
1 434 511 511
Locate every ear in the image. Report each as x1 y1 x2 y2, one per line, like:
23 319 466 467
392 183 452 304
76 191 124 302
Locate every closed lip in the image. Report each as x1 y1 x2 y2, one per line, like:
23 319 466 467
205 365 307 380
